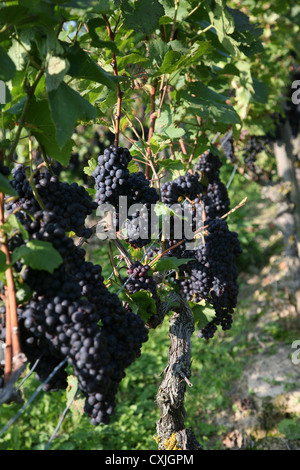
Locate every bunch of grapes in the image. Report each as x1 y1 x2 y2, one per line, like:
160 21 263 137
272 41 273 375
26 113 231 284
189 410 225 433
93 145 132 206
160 173 203 206
3 165 149 424
6 165 97 238
221 133 235 163
197 218 241 339
194 150 223 182
92 145 159 248
241 134 274 175
159 173 204 258
203 179 230 219
154 149 242 340
195 150 230 219
124 261 159 306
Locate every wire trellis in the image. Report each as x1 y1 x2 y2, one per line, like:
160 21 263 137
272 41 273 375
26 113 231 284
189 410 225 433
0 357 68 439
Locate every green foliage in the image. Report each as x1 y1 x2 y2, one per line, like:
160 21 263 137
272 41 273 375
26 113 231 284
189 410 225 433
11 240 63 273
278 419 300 441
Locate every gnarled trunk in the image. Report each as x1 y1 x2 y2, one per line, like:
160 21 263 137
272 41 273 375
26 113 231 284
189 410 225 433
155 293 202 451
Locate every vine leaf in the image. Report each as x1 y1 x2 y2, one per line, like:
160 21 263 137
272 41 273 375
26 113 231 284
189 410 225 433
0 174 17 196
121 0 165 35
154 257 194 273
64 43 118 91
47 82 96 149
25 98 74 166
11 240 63 273
0 44 16 81
128 291 157 322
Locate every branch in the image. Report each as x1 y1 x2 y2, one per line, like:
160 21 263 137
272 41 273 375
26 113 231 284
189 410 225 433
0 192 27 385
146 80 158 179
155 293 202 450
103 14 122 148
7 69 43 161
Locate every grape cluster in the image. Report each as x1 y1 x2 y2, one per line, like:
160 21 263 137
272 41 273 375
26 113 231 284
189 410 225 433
6 165 97 238
4 166 148 424
203 179 230 219
155 148 242 339
159 173 204 257
160 173 203 206
195 150 222 182
221 133 235 162
124 172 159 248
92 145 159 248
195 150 230 219
241 134 273 175
124 261 159 306
177 245 211 303
93 145 132 206
197 218 241 339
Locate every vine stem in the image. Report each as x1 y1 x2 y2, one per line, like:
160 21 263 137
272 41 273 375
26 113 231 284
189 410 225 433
146 79 158 179
0 191 25 380
155 293 202 450
103 14 122 148
7 69 43 161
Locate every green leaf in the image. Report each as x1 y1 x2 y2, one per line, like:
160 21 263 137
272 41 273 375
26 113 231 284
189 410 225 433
83 157 97 176
0 251 7 273
155 108 186 139
64 43 117 91
252 78 268 104
157 159 185 172
11 240 63 273
154 202 185 218
129 291 157 322
117 53 148 71
122 0 165 35
66 375 85 425
87 18 119 52
147 39 170 68
157 50 182 74
0 174 17 196
180 82 241 125
62 0 112 13
127 160 139 174
206 0 240 56
278 419 300 440
25 98 74 166
0 45 16 81
190 301 215 328
1 214 28 241
45 55 70 92
154 257 194 273
160 0 190 22
47 81 96 148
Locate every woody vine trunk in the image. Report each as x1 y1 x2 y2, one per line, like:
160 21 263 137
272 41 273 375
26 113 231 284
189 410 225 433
155 294 202 451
